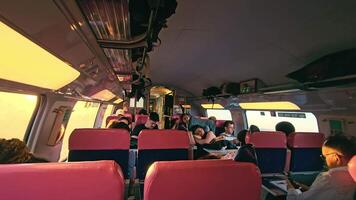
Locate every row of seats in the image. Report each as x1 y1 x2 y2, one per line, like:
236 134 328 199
246 131 325 174
68 128 191 179
2 156 355 200
106 114 148 127
0 159 264 200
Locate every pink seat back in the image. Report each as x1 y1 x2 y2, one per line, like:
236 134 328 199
123 113 133 122
348 156 356 182
246 131 286 148
215 120 226 128
138 129 190 150
135 114 149 126
0 161 124 200
287 132 325 148
246 131 287 173
106 115 120 126
144 160 261 200
69 128 130 150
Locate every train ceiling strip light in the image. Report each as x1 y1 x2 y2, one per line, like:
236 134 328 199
0 21 80 90
239 101 300 110
91 89 116 101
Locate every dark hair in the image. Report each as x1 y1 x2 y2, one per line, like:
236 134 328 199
234 144 258 165
138 109 148 115
249 125 260 133
237 130 248 146
108 121 130 131
223 120 234 128
0 138 48 164
275 121 295 136
149 112 160 122
119 116 131 124
191 125 204 134
324 136 355 161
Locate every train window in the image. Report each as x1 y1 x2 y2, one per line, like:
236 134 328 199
246 110 319 132
0 91 38 140
206 109 232 120
59 101 100 160
101 104 114 128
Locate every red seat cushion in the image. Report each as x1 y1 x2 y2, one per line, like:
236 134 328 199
348 156 356 182
144 160 261 200
0 161 124 200
69 128 130 150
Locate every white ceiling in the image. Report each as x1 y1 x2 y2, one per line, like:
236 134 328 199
150 0 356 95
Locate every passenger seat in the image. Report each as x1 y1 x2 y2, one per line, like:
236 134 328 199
144 160 261 200
68 128 130 178
0 161 125 200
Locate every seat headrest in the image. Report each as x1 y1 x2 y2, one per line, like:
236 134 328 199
246 131 287 148
144 160 261 200
0 161 124 200
106 115 120 126
69 128 130 150
138 130 190 150
348 156 356 182
288 132 325 148
215 120 226 128
123 113 133 121
135 114 149 125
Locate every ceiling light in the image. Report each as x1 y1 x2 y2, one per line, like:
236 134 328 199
239 101 300 110
0 21 80 90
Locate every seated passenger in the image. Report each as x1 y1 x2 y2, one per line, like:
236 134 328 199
0 138 48 163
176 113 190 131
234 144 258 165
192 125 221 145
287 135 356 200
138 108 148 115
131 112 159 148
275 121 295 136
237 129 248 146
108 121 130 132
249 125 260 133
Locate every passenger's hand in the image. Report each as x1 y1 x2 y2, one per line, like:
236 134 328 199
215 136 225 141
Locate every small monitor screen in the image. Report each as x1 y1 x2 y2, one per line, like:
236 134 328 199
240 79 256 94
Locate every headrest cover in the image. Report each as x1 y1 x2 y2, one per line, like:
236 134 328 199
0 161 124 200
246 131 287 148
135 115 149 126
69 129 130 150
288 132 325 148
348 156 356 182
106 115 120 126
123 113 133 121
138 130 190 150
144 160 261 200
215 120 226 128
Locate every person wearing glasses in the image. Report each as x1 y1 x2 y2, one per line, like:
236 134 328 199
287 135 356 200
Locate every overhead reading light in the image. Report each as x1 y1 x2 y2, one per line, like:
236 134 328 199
91 89 116 101
239 101 300 110
201 104 224 109
0 21 80 90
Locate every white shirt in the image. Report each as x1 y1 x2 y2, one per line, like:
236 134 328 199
287 166 356 200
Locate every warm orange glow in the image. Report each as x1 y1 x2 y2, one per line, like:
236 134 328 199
239 101 300 110
0 21 80 90
201 103 224 109
114 98 123 104
0 92 38 140
91 89 116 101
182 104 191 109
60 101 100 160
